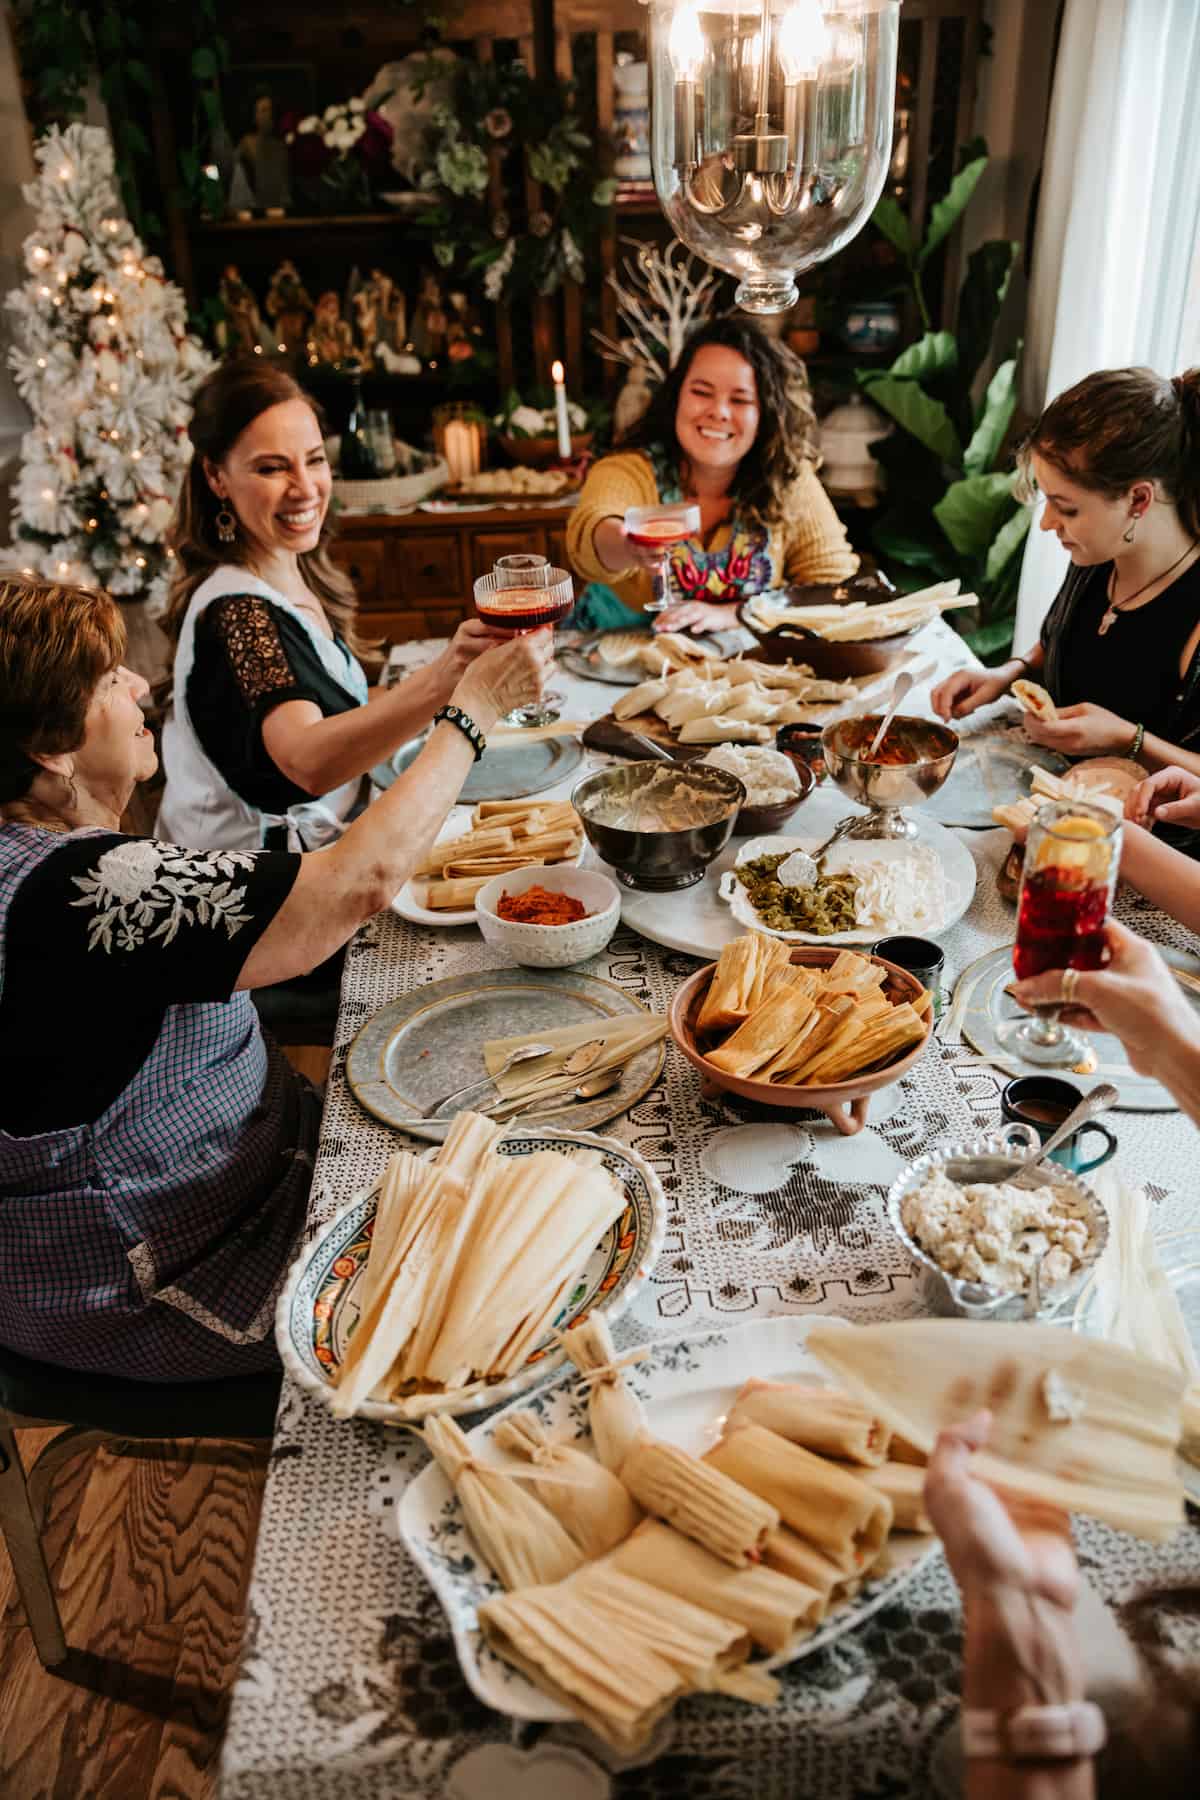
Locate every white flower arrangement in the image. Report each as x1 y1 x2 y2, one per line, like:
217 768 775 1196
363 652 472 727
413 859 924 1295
496 398 588 438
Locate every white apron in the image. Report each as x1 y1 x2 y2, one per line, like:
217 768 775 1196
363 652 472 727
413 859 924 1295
156 568 371 853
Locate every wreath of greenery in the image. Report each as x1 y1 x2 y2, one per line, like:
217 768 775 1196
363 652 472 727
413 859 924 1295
414 56 616 304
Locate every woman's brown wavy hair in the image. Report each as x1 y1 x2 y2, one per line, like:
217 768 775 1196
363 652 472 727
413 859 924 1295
159 358 368 674
621 314 820 529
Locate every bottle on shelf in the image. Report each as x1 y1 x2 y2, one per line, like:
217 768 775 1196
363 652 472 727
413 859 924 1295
340 373 378 479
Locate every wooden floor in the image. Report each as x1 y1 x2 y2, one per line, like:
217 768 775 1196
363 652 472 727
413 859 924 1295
0 1432 267 1800
0 1043 330 1800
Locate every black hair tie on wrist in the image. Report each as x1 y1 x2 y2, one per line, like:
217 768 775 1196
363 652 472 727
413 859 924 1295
433 703 487 762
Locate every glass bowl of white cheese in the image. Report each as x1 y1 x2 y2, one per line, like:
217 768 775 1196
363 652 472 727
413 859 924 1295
886 1126 1110 1322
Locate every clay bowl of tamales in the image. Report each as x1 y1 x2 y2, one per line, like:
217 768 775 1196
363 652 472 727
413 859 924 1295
670 939 933 1137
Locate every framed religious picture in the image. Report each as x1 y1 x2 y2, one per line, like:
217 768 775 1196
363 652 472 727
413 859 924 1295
227 64 316 211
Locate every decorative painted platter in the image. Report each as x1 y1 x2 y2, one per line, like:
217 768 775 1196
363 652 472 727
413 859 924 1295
956 941 1200 1110
276 1127 666 1425
398 1316 940 1724
611 786 977 958
923 730 1069 830
345 967 666 1142
373 733 584 804
391 807 586 928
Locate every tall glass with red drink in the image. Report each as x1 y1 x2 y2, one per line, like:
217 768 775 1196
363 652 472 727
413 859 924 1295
998 799 1122 1067
625 502 701 613
473 561 574 727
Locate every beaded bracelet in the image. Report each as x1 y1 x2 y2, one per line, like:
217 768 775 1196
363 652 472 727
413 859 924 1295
1129 720 1146 759
433 703 487 762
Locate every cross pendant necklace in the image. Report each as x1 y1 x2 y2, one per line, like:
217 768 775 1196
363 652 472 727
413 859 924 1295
1098 538 1200 634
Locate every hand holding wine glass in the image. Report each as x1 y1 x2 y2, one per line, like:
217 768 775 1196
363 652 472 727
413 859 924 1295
624 502 701 614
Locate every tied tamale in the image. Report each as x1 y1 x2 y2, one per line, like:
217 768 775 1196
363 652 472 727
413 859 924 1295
808 1320 1187 1542
493 1410 641 1558
706 1425 892 1574
726 1379 892 1467
422 1414 583 1591
620 1437 779 1568
558 1313 648 1472
612 1518 826 1652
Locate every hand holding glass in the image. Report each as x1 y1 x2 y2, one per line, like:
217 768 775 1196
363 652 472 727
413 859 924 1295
998 801 1122 1068
624 502 701 613
473 556 573 727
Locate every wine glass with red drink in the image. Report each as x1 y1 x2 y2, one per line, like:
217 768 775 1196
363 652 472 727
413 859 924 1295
624 502 701 615
473 557 574 728
997 799 1122 1068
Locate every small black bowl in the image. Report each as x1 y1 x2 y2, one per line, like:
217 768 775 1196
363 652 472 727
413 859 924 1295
573 762 745 891
734 754 816 835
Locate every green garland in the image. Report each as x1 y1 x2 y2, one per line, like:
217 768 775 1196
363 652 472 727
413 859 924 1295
414 58 616 303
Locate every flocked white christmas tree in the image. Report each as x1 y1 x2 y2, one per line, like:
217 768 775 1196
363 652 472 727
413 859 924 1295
6 122 212 611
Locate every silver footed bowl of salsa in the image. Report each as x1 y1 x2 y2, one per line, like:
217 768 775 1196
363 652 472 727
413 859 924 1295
822 714 959 840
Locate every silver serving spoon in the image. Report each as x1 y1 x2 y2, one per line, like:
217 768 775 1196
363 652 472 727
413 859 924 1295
420 1041 555 1119
777 815 860 891
1013 1082 1119 1188
866 668 915 761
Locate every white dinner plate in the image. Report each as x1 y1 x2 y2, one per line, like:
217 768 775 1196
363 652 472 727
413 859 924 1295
392 809 585 927
611 786 977 959
398 1315 939 1725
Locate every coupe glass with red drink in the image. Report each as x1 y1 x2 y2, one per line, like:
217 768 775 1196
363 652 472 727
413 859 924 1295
624 502 701 614
473 556 574 727
997 799 1122 1068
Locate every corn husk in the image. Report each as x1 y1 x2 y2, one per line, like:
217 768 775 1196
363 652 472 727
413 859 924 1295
761 1526 861 1604
559 1313 648 1471
765 996 856 1084
726 1379 891 1467
493 1411 641 1557
423 1414 583 1590
415 825 514 875
888 1433 927 1467
613 677 671 720
705 1425 892 1573
568 1562 774 1704
852 1462 931 1533
706 985 818 1079
621 1437 779 1567
478 1565 756 1753
697 934 789 1035
808 1320 1187 1541
612 1517 826 1652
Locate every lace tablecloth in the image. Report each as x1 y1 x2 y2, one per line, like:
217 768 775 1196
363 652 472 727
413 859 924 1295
220 623 1200 1800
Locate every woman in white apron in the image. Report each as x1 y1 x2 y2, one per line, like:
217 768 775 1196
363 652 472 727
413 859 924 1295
158 360 506 852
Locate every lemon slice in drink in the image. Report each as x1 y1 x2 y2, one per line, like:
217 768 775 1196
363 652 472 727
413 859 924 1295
1034 811 1111 873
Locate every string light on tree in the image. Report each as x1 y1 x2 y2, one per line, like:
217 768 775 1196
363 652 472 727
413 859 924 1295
5 122 212 610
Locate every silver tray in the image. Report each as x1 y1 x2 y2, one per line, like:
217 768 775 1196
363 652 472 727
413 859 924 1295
886 1126 1110 1321
956 942 1200 1110
372 732 583 802
923 729 1068 830
345 967 665 1142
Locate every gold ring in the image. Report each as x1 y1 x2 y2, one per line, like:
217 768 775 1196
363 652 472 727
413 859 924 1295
1060 967 1080 1006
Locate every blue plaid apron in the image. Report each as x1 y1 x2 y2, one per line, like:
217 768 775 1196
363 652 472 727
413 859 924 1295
0 824 319 1381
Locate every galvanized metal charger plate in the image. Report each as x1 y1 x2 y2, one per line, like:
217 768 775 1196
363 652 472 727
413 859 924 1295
956 941 1200 1110
345 967 666 1142
372 732 583 802
923 731 1069 829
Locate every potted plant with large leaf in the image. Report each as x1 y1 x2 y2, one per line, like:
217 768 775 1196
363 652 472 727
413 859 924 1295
857 143 1030 660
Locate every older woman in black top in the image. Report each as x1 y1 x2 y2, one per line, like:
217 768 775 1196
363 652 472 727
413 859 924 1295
933 366 1200 773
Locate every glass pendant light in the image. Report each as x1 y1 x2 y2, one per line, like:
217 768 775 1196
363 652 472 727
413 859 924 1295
649 0 902 314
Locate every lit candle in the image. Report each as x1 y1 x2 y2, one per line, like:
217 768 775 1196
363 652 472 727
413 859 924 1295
443 419 474 484
551 360 571 461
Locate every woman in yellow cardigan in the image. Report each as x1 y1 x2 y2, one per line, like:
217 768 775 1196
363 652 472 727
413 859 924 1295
567 316 858 634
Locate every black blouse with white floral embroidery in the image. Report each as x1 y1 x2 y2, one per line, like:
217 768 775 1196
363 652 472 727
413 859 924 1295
0 831 300 1133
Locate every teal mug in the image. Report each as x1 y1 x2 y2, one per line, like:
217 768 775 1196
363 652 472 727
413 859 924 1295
1000 1076 1117 1174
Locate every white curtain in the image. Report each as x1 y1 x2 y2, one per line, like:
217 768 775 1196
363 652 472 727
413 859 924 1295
1013 0 1200 649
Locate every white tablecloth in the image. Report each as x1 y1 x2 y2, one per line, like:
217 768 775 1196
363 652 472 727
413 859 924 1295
220 621 1200 1800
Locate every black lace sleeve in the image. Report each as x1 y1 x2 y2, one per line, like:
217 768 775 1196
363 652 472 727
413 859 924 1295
207 593 309 710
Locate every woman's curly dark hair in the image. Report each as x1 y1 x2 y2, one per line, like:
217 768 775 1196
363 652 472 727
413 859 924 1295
621 315 820 529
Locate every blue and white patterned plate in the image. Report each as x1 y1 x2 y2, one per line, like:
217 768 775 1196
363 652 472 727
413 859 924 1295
398 1316 941 1724
275 1128 666 1424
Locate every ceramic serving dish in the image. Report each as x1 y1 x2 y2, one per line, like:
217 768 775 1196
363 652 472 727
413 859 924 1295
669 946 933 1136
276 1127 667 1423
474 865 621 967
885 1126 1111 1321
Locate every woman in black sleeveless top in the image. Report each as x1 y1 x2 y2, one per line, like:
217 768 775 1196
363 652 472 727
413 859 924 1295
932 366 1200 780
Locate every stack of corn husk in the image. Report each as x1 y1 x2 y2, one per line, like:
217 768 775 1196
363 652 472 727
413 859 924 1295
992 762 1127 837
750 579 974 641
414 799 583 910
331 1112 627 1418
695 934 929 1087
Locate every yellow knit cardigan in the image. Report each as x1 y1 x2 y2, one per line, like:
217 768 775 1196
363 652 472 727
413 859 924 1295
565 450 859 616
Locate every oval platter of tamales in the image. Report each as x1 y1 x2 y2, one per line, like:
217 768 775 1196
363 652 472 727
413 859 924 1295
398 1315 940 1734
